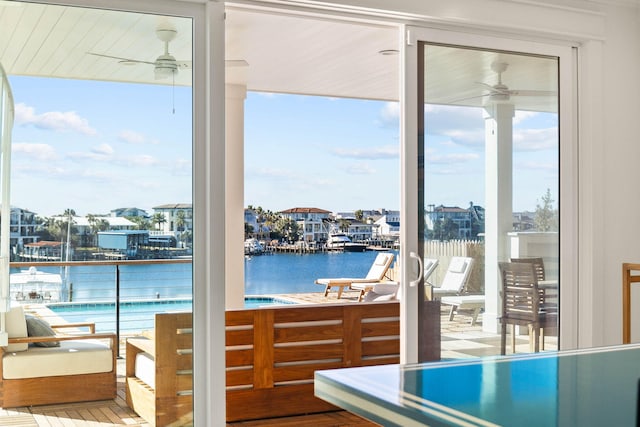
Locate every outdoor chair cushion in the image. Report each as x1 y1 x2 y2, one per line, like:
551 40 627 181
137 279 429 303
4 306 28 353
2 339 112 379
25 315 59 347
134 351 156 389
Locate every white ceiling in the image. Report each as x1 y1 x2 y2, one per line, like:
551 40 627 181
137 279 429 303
0 1 558 111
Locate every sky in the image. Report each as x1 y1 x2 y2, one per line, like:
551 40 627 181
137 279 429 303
5 75 558 218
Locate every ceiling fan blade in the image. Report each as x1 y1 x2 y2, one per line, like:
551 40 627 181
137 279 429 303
508 89 557 97
441 92 491 105
87 52 155 66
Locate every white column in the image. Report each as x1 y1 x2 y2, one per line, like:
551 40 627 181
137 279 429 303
483 102 514 333
225 83 247 309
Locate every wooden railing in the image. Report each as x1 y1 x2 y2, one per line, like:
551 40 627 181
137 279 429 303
225 301 400 422
622 263 640 343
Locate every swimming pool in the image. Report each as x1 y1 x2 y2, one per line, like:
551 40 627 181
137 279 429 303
46 296 295 333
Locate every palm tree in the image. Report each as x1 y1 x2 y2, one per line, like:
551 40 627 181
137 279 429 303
175 210 186 232
152 213 166 231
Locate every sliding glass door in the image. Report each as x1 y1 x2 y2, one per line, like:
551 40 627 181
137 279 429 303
401 26 575 363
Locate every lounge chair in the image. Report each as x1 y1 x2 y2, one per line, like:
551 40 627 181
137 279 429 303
315 252 394 298
432 256 474 298
354 258 439 302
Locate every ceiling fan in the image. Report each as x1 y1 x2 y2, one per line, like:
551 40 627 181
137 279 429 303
88 24 248 80
88 25 192 80
475 61 556 103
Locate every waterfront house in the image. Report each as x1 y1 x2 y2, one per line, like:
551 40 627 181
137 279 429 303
279 207 332 242
151 203 193 236
3 1 640 425
6 206 40 254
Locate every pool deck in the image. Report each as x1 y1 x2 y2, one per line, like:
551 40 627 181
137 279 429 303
0 291 556 426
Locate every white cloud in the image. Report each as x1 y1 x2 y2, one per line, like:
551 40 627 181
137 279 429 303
514 127 558 151
378 102 399 127
14 103 97 136
345 162 376 175
125 155 158 167
427 152 479 164
331 144 398 159
92 143 114 156
12 142 58 161
118 130 147 144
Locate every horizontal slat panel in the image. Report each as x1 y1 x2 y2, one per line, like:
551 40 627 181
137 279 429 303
226 348 254 367
362 339 399 357
360 302 399 318
176 355 193 370
176 375 192 391
273 361 344 382
273 305 344 323
275 323 343 343
226 383 337 422
361 355 400 365
274 343 343 363
226 368 254 387
226 328 254 346
226 310 256 326
362 320 399 337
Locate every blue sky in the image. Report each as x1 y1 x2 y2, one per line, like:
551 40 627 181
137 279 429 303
6 76 558 218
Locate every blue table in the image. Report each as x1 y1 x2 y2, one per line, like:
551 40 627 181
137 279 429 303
315 344 640 426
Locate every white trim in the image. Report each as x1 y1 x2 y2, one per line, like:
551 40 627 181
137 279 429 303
201 2 227 425
399 24 419 364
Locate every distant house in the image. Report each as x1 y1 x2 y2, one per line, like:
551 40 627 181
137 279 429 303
373 215 400 239
347 221 373 241
97 230 150 258
279 207 332 242
425 202 485 239
152 203 193 234
7 206 40 251
110 207 149 218
20 241 63 261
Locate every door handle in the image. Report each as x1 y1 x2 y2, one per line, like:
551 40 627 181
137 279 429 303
408 251 423 287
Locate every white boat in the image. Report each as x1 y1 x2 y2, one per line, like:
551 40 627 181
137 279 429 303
244 238 264 255
326 233 367 252
10 266 63 302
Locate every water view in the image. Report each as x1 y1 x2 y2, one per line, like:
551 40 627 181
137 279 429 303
23 251 395 332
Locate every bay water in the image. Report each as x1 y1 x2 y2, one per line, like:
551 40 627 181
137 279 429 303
13 250 395 302
22 251 395 332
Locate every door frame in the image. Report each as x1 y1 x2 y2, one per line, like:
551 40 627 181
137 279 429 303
400 25 577 363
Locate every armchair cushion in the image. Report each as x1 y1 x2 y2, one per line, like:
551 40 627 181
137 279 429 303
3 339 113 379
4 306 28 353
25 315 59 347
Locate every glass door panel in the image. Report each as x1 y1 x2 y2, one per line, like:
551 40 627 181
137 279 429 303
416 42 560 358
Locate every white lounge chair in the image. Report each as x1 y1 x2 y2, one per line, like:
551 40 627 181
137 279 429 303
315 252 394 299
354 258 439 302
432 256 474 298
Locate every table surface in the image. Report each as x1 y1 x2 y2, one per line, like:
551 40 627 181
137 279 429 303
315 343 640 427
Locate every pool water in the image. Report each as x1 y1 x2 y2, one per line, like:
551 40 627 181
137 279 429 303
47 296 294 333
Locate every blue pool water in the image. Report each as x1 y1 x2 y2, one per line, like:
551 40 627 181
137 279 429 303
47 296 295 333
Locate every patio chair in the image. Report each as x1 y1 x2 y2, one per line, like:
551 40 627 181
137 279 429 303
498 261 557 355
432 256 474 298
0 305 117 408
315 252 394 298
354 258 439 302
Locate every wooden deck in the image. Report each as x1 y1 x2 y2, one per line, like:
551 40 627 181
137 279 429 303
0 291 556 425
